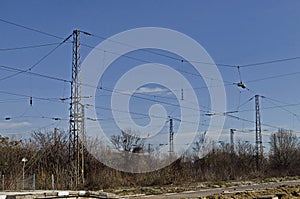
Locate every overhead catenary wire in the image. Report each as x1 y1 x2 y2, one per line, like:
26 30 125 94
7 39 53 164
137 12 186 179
0 64 72 83
0 42 67 51
1 18 300 138
93 85 212 113
0 67 296 134
1 17 300 89
0 34 72 82
89 33 300 69
0 62 235 116
239 56 300 68
234 102 300 113
0 62 228 114
236 96 255 110
227 94 300 130
0 68 224 122
3 115 68 121
226 114 285 130
0 90 70 104
263 97 300 122
0 84 295 141
0 98 27 103
0 17 63 40
93 104 218 128
81 39 300 92
0 115 68 134
245 70 300 83
1 16 300 71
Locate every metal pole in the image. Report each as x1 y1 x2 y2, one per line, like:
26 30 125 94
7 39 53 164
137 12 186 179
21 158 27 190
51 174 54 191
22 161 25 190
33 174 35 192
2 175 4 192
81 104 85 185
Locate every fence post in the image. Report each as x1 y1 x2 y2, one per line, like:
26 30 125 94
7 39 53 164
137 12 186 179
2 175 4 192
51 174 54 191
33 174 36 192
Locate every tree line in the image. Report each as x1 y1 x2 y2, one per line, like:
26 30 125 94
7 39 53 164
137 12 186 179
0 128 299 190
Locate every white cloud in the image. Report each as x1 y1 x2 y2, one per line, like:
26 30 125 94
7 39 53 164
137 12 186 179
135 86 170 94
0 122 31 129
119 86 172 96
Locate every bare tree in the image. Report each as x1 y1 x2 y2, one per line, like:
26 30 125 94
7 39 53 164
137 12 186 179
192 131 207 157
269 129 299 172
29 130 69 189
110 129 145 153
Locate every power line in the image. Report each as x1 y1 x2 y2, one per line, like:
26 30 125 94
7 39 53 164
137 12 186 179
3 115 68 121
263 97 300 121
228 95 300 128
236 102 300 113
0 34 72 82
89 33 237 68
1 19 300 135
93 104 217 128
0 42 66 51
245 70 300 83
240 56 300 68
1 18 299 88
80 42 238 86
96 86 211 114
80 38 300 89
226 114 284 130
89 33 300 69
1 17 300 71
0 118 66 135
0 64 72 83
0 90 69 104
79 43 240 91
0 70 220 120
236 96 254 110
0 98 26 104
0 17 63 39
0 62 233 116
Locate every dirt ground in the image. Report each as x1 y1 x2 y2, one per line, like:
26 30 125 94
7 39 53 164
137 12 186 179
207 184 300 199
106 177 300 199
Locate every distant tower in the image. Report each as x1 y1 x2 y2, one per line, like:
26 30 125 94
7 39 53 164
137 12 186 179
181 88 184 101
69 30 85 187
230 129 235 154
169 118 174 153
255 95 263 170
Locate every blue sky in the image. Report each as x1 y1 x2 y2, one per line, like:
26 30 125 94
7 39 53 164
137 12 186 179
0 1 300 151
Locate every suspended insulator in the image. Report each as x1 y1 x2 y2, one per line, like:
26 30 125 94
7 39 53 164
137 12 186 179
30 97 33 106
237 82 246 89
205 113 216 116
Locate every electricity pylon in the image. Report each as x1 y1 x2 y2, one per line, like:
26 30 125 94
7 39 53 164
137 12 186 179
255 95 263 171
69 30 90 187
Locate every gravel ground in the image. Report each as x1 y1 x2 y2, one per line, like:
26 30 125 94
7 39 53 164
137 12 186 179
122 179 300 199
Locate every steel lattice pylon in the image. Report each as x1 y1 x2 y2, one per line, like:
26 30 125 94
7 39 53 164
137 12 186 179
169 118 174 153
69 30 85 187
255 95 263 171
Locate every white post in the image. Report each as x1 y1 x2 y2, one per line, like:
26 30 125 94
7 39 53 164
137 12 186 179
51 174 54 191
22 158 28 190
33 174 36 191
